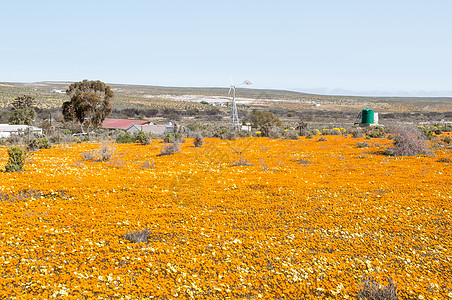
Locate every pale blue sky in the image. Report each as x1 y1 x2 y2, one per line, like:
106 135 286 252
1 0 451 96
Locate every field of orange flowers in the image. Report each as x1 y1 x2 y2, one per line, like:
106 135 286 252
0 136 451 299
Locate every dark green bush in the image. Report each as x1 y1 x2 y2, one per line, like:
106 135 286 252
421 126 442 140
116 133 135 143
5 147 28 172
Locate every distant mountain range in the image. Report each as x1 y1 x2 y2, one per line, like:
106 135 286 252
294 88 452 98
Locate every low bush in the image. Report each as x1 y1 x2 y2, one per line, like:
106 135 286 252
164 132 184 143
123 229 150 243
365 126 386 138
294 158 311 165
212 127 229 138
283 130 299 140
385 127 431 156
27 137 51 151
357 141 372 148
5 147 28 172
420 125 443 139
97 143 115 161
81 151 96 161
193 133 204 147
232 158 253 166
222 131 237 140
81 143 115 162
141 160 155 169
135 131 151 145
321 128 343 136
160 142 180 156
237 130 252 138
267 127 283 139
116 133 135 143
357 277 398 300
350 128 364 138
437 156 451 163
441 135 451 145
318 137 327 141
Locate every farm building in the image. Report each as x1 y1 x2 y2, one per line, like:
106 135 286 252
127 123 174 136
102 118 150 130
0 124 43 138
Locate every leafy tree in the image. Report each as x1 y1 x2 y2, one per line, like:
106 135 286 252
250 110 282 137
12 95 35 109
8 108 36 125
62 80 114 132
8 95 36 125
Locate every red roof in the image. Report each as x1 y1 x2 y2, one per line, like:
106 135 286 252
102 118 148 129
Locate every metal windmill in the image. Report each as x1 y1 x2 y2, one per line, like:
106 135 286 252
228 79 252 130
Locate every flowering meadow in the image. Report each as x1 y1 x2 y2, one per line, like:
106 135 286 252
0 136 451 299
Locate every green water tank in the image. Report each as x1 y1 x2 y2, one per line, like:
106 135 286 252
361 109 374 124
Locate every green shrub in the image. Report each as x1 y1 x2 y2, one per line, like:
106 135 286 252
135 131 151 145
5 147 28 172
27 137 51 151
421 126 442 140
164 132 183 143
116 133 135 143
212 127 229 138
365 126 386 138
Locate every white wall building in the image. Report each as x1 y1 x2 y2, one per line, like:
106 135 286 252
0 124 43 138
